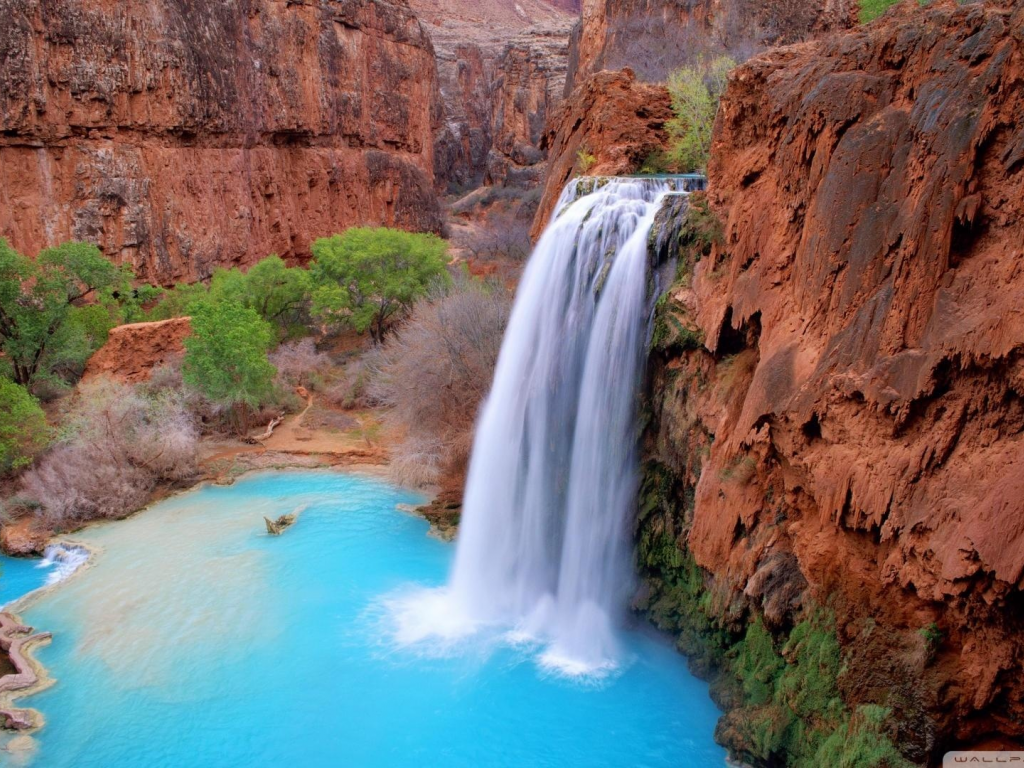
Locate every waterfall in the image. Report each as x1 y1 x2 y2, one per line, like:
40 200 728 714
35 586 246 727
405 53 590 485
441 176 697 675
39 543 90 587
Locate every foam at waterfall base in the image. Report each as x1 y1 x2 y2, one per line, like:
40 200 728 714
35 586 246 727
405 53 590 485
379 585 629 682
39 543 90 586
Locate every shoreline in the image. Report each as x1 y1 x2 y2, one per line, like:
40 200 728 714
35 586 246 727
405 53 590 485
0 447 438 742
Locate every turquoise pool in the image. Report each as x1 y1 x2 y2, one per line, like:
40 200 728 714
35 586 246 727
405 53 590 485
8 471 726 767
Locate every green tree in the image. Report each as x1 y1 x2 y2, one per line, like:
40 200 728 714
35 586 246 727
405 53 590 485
0 239 126 387
665 55 735 173
209 256 311 334
0 377 49 474
182 300 276 432
310 228 449 343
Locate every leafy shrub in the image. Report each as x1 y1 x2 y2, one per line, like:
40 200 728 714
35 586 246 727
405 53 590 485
666 56 735 173
182 300 277 433
311 228 449 343
208 256 311 336
0 378 49 474
368 275 511 485
0 239 141 388
143 281 210 322
576 147 597 174
859 0 901 23
21 380 198 528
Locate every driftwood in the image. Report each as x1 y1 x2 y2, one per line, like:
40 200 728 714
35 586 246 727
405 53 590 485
243 416 284 445
264 513 297 536
263 505 306 536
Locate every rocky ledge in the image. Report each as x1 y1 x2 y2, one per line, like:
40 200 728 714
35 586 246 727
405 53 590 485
637 0 1024 764
0 614 53 732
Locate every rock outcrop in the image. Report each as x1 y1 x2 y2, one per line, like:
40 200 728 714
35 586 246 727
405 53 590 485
409 0 576 191
0 0 443 285
641 0 1024 761
530 69 672 238
82 318 191 384
566 0 857 90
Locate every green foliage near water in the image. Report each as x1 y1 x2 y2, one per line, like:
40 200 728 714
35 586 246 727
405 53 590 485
635 461 910 767
182 300 277 432
0 377 49 474
665 56 735 173
0 238 152 390
310 228 449 343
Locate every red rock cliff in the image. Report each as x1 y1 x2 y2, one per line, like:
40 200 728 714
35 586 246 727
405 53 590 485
643 0 1024 760
529 68 672 239
409 0 576 191
0 0 444 284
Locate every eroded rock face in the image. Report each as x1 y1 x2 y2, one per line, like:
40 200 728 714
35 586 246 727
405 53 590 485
83 318 191 384
567 0 857 90
645 0 1024 757
409 0 576 191
530 69 672 238
0 0 443 284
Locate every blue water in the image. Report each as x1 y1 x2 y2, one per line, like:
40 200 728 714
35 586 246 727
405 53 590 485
11 471 725 767
0 554 59 607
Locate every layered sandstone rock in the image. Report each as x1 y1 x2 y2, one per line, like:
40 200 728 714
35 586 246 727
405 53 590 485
409 0 576 191
0 0 443 284
644 0 1024 758
83 318 191 384
530 69 672 238
567 0 857 91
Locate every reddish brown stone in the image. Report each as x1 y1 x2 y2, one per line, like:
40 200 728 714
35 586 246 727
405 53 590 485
82 318 191 384
530 68 673 238
647 0 1024 753
0 0 444 285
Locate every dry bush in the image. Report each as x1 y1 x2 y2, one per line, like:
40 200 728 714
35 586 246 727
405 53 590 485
269 338 332 390
322 356 374 411
21 379 199 529
368 276 511 485
464 210 533 263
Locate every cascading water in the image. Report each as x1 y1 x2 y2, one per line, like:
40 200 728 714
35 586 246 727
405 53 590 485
431 176 698 675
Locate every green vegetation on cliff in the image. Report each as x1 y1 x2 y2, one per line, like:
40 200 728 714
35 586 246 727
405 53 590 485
635 461 908 768
665 56 735 173
859 0 901 23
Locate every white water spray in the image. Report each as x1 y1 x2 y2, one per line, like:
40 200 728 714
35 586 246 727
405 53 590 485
437 177 695 675
39 543 90 587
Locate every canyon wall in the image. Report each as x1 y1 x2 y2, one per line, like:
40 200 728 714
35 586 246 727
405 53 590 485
566 0 857 90
640 0 1024 762
409 0 576 192
0 0 444 285
529 69 672 239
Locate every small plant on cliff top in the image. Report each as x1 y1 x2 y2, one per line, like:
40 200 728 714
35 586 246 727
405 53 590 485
310 228 449 344
858 0 900 23
576 147 597 174
665 55 735 174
